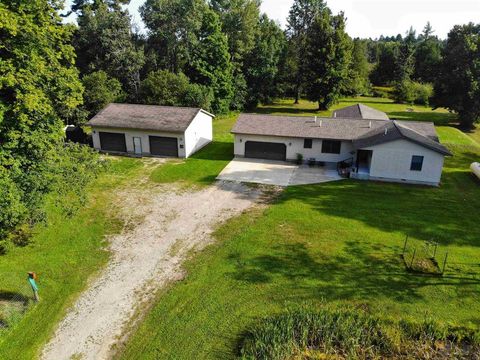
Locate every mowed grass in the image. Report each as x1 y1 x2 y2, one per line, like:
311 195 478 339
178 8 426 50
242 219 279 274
0 157 144 360
256 97 457 125
120 104 480 359
149 113 237 187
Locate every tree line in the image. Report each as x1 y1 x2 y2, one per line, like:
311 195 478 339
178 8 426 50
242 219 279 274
1 0 480 250
64 0 480 129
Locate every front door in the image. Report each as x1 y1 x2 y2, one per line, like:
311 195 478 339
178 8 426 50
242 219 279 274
133 137 142 156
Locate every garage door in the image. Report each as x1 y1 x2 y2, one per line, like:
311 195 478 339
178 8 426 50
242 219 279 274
99 132 127 152
245 141 286 161
149 136 178 157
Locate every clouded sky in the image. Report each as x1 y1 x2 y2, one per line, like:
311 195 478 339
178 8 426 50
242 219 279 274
66 0 480 39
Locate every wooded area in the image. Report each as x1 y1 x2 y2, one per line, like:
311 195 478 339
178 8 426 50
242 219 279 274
1 0 480 251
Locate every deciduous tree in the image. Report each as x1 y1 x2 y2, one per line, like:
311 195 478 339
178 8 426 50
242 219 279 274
433 23 480 129
303 11 352 110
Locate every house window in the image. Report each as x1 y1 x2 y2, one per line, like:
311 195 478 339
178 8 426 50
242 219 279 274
304 139 313 149
322 140 341 154
410 155 424 171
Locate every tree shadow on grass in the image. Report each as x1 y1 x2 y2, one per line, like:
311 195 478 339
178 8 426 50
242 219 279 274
228 239 480 309
388 111 455 125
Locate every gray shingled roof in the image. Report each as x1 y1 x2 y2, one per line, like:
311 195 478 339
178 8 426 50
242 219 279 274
87 103 213 133
232 114 389 140
333 104 390 120
353 121 452 156
232 114 451 156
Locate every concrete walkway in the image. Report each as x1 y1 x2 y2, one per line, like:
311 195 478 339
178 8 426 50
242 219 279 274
217 158 343 186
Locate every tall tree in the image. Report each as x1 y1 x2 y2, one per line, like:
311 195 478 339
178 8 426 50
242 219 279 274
414 23 443 83
0 0 83 231
74 1 144 97
432 23 480 129
141 0 206 73
394 27 416 82
343 38 371 95
286 0 329 103
209 0 261 110
243 15 286 109
187 8 234 113
303 11 352 110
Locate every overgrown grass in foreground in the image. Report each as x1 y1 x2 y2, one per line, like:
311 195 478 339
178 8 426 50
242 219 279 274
120 126 480 359
0 157 143 360
239 307 479 359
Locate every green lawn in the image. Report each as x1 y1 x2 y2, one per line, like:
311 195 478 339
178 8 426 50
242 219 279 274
120 101 480 359
0 157 144 360
257 97 457 126
149 113 237 187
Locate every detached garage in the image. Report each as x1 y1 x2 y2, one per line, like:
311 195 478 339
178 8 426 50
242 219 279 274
87 103 214 158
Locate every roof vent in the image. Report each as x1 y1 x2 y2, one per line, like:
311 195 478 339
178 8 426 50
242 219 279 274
369 121 372 128
384 127 388 135
333 112 337 118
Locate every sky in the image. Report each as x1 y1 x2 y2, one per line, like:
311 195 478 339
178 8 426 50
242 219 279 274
65 0 480 39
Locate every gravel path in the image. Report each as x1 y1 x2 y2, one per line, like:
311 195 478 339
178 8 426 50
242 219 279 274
42 181 261 360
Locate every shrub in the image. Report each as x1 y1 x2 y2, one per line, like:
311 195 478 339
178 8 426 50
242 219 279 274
394 80 433 105
0 142 105 254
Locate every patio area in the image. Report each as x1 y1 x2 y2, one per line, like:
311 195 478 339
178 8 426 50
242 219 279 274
217 158 344 186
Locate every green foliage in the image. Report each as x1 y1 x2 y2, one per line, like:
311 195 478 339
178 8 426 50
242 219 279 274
414 23 443 83
303 11 352 110
210 0 260 110
343 38 371 96
141 0 206 72
139 70 213 109
394 27 417 82
239 308 479 359
243 15 286 109
0 170 26 244
433 23 480 129
188 8 234 113
210 0 260 65
394 80 433 105
81 71 125 120
74 2 144 97
0 0 93 249
286 0 329 102
370 42 400 86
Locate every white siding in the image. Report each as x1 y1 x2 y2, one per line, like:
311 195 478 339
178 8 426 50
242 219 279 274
364 139 445 185
184 111 213 158
91 127 186 158
234 134 354 163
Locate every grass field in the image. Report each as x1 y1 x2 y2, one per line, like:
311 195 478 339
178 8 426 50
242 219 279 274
256 97 457 126
0 158 143 360
120 99 480 359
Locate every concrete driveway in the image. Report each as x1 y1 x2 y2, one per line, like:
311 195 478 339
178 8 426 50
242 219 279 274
217 158 344 186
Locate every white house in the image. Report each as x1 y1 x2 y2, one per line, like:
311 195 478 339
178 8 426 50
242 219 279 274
87 103 214 158
231 105 452 186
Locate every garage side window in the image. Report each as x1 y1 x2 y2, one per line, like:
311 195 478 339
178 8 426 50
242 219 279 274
410 155 424 171
321 140 341 154
304 139 313 149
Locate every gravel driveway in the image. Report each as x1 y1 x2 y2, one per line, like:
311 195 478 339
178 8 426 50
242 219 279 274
42 181 262 360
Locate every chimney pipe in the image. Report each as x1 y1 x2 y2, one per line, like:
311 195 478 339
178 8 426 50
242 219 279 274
369 121 372 128
384 127 388 135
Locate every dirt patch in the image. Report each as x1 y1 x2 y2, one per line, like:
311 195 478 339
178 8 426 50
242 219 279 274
41 181 263 360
